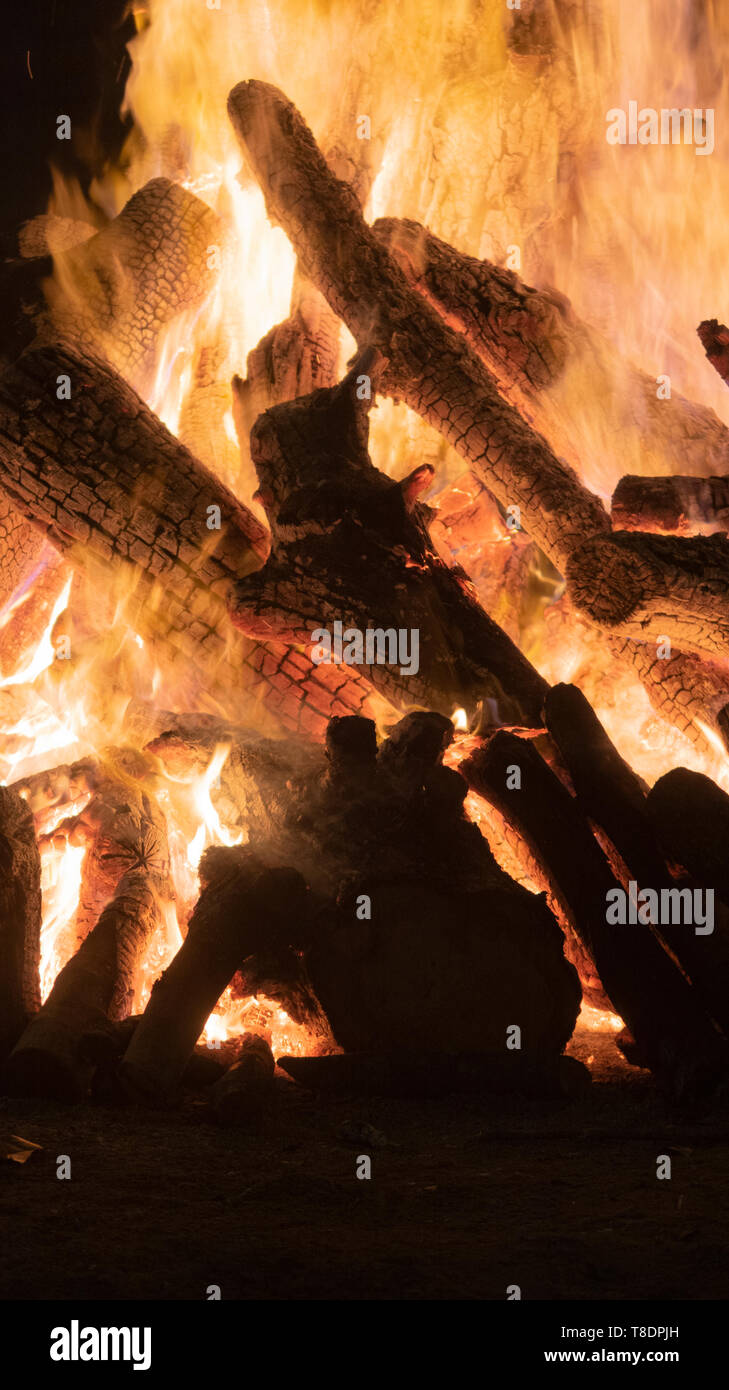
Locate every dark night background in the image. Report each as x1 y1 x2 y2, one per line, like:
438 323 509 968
0 1 134 253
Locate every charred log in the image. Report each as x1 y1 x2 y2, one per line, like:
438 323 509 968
544 684 729 1034
210 1032 276 1124
119 851 314 1105
227 80 610 573
0 785 42 1058
375 218 729 484
647 768 729 908
568 531 729 663
612 474 729 536
228 359 550 726
461 732 728 1095
3 870 166 1101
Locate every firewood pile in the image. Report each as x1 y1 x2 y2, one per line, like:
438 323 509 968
2 72 729 1114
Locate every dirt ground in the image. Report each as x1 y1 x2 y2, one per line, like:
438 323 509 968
2 1024 728 1302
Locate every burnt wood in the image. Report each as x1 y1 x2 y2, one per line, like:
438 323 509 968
461 731 728 1096
227 80 610 573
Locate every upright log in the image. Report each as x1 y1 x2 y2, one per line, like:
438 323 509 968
0 785 42 1059
3 869 166 1100
544 684 729 1035
227 80 610 573
119 850 312 1105
647 769 729 908
228 360 550 726
461 732 728 1095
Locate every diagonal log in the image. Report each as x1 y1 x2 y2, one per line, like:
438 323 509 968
227 360 550 726
461 731 728 1095
0 340 271 707
42 178 221 399
567 531 729 664
3 868 167 1101
227 80 609 574
544 684 729 1036
0 180 223 619
375 218 729 485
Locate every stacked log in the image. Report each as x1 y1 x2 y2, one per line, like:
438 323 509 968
0 785 42 1059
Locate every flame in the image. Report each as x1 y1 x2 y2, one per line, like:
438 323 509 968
6 0 729 1056
185 742 244 870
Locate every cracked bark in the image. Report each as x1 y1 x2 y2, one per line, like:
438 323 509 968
227 360 550 726
227 80 609 574
567 531 729 664
0 340 272 707
3 868 167 1101
375 217 729 484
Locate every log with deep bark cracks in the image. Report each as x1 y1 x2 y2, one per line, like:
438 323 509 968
612 474 729 536
606 633 729 756
0 785 42 1059
0 180 222 617
544 684 729 1036
227 80 610 573
374 218 729 485
567 531 729 663
40 179 221 398
119 850 314 1105
227 359 550 726
43 751 172 949
210 1032 275 1125
0 341 270 708
3 870 166 1101
461 732 728 1095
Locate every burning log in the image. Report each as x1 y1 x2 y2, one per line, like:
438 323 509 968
119 850 313 1105
0 340 270 708
567 531 729 663
227 80 610 573
0 785 42 1058
544 684 729 1034
0 498 47 619
41 178 221 398
210 1032 275 1125
697 320 729 391
233 267 342 450
45 752 171 948
228 357 550 726
606 634 729 756
3 869 166 1101
461 731 728 1095
0 179 222 619
376 218 729 483
611 474 729 536
647 769 729 909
